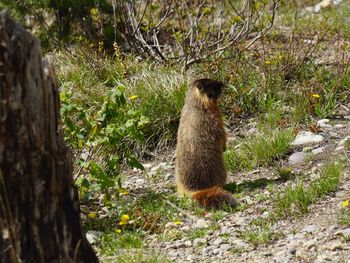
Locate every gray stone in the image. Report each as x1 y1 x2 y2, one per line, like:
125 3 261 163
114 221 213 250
292 131 324 146
312 146 326 155
193 219 210 229
168 250 180 257
212 248 220 255
338 136 350 146
143 163 153 169
329 131 339 138
220 226 230 235
317 119 332 128
86 230 103 244
232 239 250 250
213 237 223 246
184 240 192 247
193 237 207 246
135 178 145 185
288 152 307 164
328 224 338 231
341 228 350 236
220 243 232 251
335 146 344 152
302 224 317 233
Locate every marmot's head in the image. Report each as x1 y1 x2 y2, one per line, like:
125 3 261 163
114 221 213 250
192 78 224 99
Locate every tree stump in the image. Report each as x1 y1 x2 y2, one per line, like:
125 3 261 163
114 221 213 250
0 11 98 263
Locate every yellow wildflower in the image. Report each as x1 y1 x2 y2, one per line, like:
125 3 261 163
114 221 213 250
87 212 97 219
311 93 320 99
129 95 138 100
174 220 183 225
119 214 130 225
115 229 122 234
119 188 129 195
342 200 349 208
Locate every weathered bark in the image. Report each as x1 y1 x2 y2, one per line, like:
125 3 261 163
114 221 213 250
0 11 98 263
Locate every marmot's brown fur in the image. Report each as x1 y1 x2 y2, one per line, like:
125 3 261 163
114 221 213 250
175 78 238 209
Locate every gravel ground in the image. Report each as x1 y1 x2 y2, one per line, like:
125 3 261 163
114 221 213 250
117 105 350 262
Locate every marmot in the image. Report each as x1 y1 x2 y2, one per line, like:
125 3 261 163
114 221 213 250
175 78 238 209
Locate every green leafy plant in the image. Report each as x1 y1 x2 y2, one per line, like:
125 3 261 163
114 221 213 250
61 84 148 198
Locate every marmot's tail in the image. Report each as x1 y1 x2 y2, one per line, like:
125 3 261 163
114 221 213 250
191 186 238 209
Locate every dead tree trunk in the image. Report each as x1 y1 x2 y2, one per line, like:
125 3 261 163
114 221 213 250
0 11 98 263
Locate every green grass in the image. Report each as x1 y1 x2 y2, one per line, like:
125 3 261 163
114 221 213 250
344 138 350 151
240 220 281 245
276 161 344 217
225 128 294 171
122 69 188 150
100 231 143 251
99 248 171 263
241 161 344 245
56 50 188 154
186 228 209 240
338 208 350 226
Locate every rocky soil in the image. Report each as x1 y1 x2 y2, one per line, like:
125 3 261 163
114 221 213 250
113 105 350 262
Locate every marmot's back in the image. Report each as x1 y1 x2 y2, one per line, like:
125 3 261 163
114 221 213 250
176 100 226 191
175 79 238 209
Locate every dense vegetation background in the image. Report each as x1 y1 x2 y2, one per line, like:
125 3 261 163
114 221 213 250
2 0 350 261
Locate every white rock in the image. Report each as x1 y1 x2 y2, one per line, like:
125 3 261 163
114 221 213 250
193 237 207 246
232 239 250 249
212 248 220 255
193 219 210 229
143 163 153 169
288 152 307 164
220 243 232 250
317 119 332 128
314 0 333 13
329 131 339 138
338 136 350 146
302 224 318 233
292 131 324 146
335 146 344 152
335 228 350 236
334 124 344 129
136 178 145 185
184 240 192 247
213 238 223 246
312 146 326 155
86 230 103 244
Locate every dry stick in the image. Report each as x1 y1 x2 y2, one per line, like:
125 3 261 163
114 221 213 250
243 0 281 51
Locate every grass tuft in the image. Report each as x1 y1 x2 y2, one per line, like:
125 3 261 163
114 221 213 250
225 129 294 171
276 161 344 217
